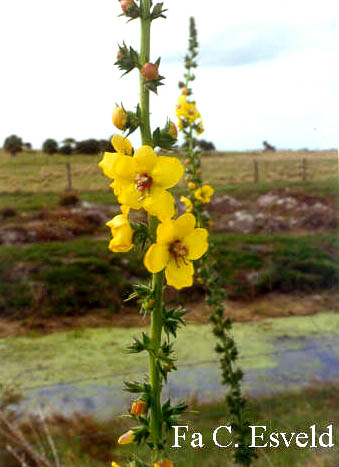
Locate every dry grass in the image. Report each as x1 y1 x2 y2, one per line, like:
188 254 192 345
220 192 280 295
0 149 337 193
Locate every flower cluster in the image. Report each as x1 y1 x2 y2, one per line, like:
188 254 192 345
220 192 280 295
176 94 204 134
176 17 257 467
99 133 208 288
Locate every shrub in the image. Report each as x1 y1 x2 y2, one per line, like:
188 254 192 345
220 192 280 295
58 192 80 207
3 135 23 156
42 138 58 154
58 144 73 155
75 139 101 154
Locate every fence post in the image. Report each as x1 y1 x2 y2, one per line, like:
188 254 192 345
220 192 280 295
66 162 73 191
302 158 307 181
253 159 259 183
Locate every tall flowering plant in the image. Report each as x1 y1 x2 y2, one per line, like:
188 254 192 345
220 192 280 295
177 17 257 466
99 3 208 466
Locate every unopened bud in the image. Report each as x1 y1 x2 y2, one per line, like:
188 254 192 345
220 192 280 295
112 106 128 131
188 182 196 190
181 87 189 96
120 0 133 12
130 400 147 416
118 430 134 445
184 158 191 166
154 460 174 467
168 121 178 139
163 362 174 373
141 62 159 81
116 50 122 60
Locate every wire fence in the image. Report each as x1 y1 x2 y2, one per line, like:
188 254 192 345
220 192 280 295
1 153 337 194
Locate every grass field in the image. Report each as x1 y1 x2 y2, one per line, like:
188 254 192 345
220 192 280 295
0 149 337 194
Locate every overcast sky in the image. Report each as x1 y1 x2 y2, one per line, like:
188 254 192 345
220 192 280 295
0 0 337 150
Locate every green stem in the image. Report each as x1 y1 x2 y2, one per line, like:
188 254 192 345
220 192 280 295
139 0 164 449
150 269 164 446
139 0 152 146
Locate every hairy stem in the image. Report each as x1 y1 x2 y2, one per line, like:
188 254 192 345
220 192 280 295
139 0 152 146
139 0 164 448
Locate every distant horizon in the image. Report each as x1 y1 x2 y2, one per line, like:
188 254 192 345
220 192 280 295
1 135 337 154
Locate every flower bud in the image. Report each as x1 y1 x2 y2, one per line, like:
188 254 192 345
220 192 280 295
106 213 134 253
112 462 121 467
145 299 155 310
112 106 128 131
118 430 134 445
116 50 121 60
168 121 178 139
154 460 174 467
130 399 147 416
184 158 191 166
181 87 189 95
188 182 196 190
163 362 174 373
141 62 159 81
120 0 133 12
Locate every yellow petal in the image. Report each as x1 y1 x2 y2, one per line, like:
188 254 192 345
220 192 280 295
173 213 196 239
180 196 193 213
111 135 133 155
156 219 176 244
118 183 142 210
184 228 208 260
144 244 169 273
120 205 130 215
142 188 175 221
98 152 116 178
151 156 184 189
106 214 126 229
113 154 136 180
109 236 133 253
133 145 158 173
165 257 194 289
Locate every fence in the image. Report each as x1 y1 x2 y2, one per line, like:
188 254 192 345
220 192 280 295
0 151 337 194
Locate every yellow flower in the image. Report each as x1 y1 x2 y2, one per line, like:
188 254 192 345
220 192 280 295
106 207 133 252
185 102 201 124
118 430 134 445
176 95 188 118
196 121 204 135
176 95 201 124
112 106 128 131
188 182 196 190
180 195 193 213
111 462 121 467
144 213 208 289
154 459 174 467
194 184 215 203
177 118 184 131
101 142 183 221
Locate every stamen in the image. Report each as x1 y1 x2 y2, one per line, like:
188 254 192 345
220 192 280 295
135 173 153 198
169 240 189 267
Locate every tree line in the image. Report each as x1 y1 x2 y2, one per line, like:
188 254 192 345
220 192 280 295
3 134 216 157
2 135 113 156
